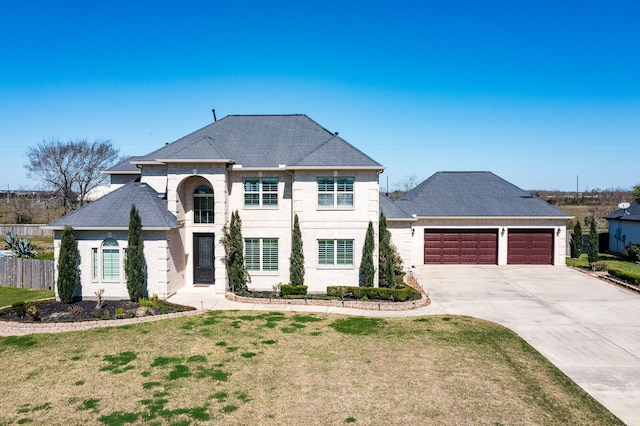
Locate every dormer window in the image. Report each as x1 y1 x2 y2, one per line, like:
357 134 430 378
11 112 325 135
193 185 214 223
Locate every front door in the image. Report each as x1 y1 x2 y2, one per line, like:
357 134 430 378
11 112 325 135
194 233 215 284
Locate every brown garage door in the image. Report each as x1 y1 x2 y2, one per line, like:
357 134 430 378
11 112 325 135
507 229 553 264
424 229 498 264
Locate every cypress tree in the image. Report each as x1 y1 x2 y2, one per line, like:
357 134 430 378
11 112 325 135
378 212 395 288
570 221 582 259
359 221 375 287
289 214 305 286
125 204 146 301
57 225 78 304
222 210 249 292
587 217 599 264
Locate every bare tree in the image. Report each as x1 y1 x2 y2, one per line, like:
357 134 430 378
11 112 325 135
25 138 119 212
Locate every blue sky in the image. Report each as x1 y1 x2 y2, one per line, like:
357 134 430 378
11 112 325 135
1 0 638 192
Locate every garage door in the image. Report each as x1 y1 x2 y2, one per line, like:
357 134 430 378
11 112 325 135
424 229 498 264
507 229 553 265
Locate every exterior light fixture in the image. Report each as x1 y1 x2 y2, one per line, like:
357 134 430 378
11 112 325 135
501 227 506 237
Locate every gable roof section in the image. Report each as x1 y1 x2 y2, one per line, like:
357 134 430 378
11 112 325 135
605 200 640 222
394 171 571 218
45 181 180 230
133 115 382 169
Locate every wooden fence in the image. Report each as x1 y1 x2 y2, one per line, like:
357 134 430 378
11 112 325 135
0 257 54 290
0 225 53 238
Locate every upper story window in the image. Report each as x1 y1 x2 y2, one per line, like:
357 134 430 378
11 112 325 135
194 185 214 223
318 177 354 208
244 178 278 207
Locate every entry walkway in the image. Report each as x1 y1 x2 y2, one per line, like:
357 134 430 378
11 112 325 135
412 265 640 426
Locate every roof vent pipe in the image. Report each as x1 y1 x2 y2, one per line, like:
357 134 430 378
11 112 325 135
212 109 217 122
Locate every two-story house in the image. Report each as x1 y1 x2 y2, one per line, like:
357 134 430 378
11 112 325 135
45 115 383 299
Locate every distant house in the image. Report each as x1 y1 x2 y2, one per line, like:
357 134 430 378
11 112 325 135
605 201 640 255
381 172 571 266
45 115 383 300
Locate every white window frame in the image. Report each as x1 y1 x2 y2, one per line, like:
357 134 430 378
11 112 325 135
244 178 279 208
244 238 279 273
318 239 354 267
317 177 354 209
91 238 126 282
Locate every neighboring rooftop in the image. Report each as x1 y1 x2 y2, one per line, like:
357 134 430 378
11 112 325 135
45 181 180 230
132 115 383 169
391 171 571 218
103 156 143 174
605 200 640 222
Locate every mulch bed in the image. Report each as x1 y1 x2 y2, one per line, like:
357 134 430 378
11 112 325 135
0 299 195 323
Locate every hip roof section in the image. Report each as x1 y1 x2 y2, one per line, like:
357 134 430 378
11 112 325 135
133 114 383 169
390 171 571 218
45 181 180 230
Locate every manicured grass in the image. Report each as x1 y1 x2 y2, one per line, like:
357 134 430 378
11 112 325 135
0 311 623 425
0 285 54 307
566 253 640 285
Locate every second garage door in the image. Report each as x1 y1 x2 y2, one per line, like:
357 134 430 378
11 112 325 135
424 229 498 264
507 229 554 264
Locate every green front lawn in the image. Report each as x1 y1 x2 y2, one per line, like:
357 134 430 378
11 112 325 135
0 286 55 307
0 311 623 425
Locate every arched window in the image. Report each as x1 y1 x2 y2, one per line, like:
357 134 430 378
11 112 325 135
101 238 120 280
193 185 214 224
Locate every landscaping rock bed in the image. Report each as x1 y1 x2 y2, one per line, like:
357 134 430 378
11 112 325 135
0 299 194 323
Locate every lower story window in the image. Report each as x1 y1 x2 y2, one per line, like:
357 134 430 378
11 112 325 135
244 238 279 272
318 239 353 266
92 238 122 281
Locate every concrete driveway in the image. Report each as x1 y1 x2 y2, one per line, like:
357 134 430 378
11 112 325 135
412 265 640 426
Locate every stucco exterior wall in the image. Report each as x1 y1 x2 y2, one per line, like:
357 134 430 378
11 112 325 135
291 170 380 292
166 165 228 294
228 170 293 291
387 222 412 270
53 230 170 301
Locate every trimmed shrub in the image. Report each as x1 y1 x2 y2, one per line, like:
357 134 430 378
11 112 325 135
57 225 78 304
570 221 582 258
290 214 305 286
326 285 421 302
359 221 375 287
608 268 640 286
587 218 599 264
624 243 640 262
126 204 146 301
221 210 250 293
280 284 308 296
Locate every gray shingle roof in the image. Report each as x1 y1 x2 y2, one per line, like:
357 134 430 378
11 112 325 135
605 200 640 222
134 115 382 169
379 193 413 219
104 157 143 173
45 182 180 229
393 171 571 218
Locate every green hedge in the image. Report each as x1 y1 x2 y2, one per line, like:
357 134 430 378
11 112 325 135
608 268 640 286
280 284 308 296
326 284 421 302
